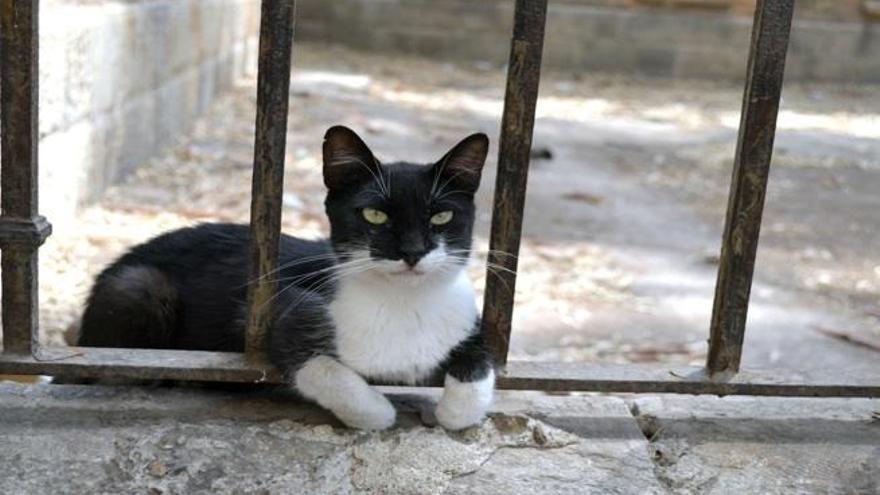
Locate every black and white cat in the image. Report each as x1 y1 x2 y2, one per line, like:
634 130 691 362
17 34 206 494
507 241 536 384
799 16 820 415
77 126 496 430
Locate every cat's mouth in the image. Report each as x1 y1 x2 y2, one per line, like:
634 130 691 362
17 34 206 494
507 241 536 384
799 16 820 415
390 268 426 276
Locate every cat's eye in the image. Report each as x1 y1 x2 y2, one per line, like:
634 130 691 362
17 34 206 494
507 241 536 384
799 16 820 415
362 208 388 225
430 211 454 226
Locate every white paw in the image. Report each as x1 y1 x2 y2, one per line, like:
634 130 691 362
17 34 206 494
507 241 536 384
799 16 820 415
435 369 495 431
333 389 397 430
294 356 397 431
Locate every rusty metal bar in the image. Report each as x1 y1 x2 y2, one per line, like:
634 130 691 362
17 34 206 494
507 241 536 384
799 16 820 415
481 0 548 366
0 1 52 355
706 0 794 375
1 348 878 398
244 0 296 358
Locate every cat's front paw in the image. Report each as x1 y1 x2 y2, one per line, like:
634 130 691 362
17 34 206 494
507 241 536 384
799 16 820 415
435 370 495 431
334 388 397 430
294 356 397 431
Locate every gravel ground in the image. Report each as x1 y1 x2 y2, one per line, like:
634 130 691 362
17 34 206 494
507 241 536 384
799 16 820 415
36 44 880 371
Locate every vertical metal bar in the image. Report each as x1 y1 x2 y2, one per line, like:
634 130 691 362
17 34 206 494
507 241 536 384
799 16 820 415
707 0 794 374
244 0 295 358
0 1 51 355
481 0 548 366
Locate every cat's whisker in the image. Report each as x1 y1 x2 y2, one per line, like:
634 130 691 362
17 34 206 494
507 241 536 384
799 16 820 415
442 253 519 279
443 250 518 268
260 265 340 286
258 258 375 311
430 153 452 197
434 187 470 201
245 243 374 287
483 262 518 276
279 262 376 314
358 156 390 198
382 161 392 196
432 258 514 292
482 266 513 292
444 247 519 260
247 259 354 287
241 252 346 287
433 168 473 200
244 260 332 289
483 250 519 259
267 270 356 314
332 152 390 198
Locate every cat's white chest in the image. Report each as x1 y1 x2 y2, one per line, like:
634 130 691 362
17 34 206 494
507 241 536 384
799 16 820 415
328 271 478 384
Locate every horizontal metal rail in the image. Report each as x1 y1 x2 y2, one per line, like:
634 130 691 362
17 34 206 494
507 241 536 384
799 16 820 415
1 347 878 398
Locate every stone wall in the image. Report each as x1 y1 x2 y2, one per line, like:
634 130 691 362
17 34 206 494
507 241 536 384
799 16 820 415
296 0 880 83
38 0 259 228
562 0 877 22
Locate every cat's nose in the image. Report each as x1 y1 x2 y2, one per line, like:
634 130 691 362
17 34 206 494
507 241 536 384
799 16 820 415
400 250 426 267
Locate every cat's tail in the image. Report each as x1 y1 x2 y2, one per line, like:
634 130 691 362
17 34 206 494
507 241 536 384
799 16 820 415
76 265 179 349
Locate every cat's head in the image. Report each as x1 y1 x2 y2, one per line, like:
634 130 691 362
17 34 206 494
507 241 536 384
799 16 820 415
322 126 488 284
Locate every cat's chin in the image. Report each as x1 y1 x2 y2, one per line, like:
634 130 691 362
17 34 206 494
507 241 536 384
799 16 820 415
362 265 460 287
380 268 432 285
389 268 426 277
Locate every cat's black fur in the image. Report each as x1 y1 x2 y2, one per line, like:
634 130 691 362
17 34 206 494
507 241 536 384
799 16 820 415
78 223 332 352
77 126 493 386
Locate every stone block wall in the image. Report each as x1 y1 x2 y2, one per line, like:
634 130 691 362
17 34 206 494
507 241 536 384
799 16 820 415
296 0 880 83
38 0 259 227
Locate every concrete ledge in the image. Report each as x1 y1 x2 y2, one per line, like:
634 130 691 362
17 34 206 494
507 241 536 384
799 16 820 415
629 395 880 493
0 383 660 494
2 382 877 493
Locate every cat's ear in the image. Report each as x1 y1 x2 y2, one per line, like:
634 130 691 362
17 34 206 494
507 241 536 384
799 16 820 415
322 126 381 191
432 133 489 195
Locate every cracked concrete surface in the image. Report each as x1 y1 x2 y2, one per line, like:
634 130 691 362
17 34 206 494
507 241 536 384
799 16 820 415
0 383 662 494
628 396 880 495
2 383 877 494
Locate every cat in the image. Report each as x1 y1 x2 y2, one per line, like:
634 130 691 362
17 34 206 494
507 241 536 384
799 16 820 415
76 126 496 431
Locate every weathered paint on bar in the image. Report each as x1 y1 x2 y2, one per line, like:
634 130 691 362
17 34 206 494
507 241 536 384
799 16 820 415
245 0 296 358
481 0 548 366
0 1 51 354
707 0 795 374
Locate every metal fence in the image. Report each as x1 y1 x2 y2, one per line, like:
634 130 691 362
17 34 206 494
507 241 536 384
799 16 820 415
0 0 877 398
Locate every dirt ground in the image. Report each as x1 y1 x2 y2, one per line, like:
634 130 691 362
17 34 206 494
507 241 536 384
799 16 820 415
38 43 880 376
